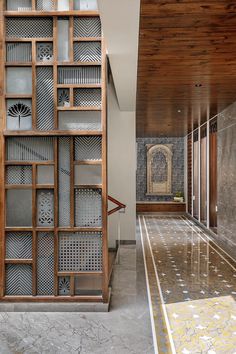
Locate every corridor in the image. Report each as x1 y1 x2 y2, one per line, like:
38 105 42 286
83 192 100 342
138 215 236 354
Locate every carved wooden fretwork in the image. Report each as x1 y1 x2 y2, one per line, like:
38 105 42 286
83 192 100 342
146 144 173 195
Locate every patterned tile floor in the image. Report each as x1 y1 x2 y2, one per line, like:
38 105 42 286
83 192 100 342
138 214 236 354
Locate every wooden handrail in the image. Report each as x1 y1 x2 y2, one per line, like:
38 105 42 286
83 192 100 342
108 195 126 216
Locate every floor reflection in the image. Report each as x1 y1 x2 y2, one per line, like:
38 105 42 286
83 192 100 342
139 214 236 354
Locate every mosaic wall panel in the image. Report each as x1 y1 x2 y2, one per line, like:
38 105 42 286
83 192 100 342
136 137 185 201
59 232 102 272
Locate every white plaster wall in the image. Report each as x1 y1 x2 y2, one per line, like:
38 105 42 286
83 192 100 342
107 81 136 248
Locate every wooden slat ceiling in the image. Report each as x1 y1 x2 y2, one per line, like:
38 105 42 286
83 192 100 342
136 0 236 137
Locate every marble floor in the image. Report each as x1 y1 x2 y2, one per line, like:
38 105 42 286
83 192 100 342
138 214 236 354
0 244 154 354
1 214 236 354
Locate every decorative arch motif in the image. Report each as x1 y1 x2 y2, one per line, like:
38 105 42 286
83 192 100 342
147 144 173 195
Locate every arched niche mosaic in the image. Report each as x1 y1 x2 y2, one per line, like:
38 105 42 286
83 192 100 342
146 144 173 195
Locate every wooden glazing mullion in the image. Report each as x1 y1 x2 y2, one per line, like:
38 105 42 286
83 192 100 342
32 40 36 130
32 0 36 11
69 16 74 62
101 38 108 303
70 138 74 227
70 275 75 296
53 138 58 295
70 87 74 107
53 17 58 130
1 1 6 297
32 164 37 296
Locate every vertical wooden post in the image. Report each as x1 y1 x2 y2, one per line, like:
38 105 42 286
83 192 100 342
101 38 109 303
0 0 5 298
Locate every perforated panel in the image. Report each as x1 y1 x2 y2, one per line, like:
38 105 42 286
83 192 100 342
74 136 102 161
36 67 54 131
59 232 102 272
75 188 102 227
6 232 32 259
58 66 101 84
37 190 54 227
59 137 71 226
37 232 54 295
74 42 101 62
58 89 70 107
37 43 53 62
7 99 32 130
73 17 101 38
74 89 101 107
6 18 53 38
6 137 54 161
36 0 54 11
6 0 31 11
58 276 70 295
5 264 32 295
6 43 32 62
6 165 32 185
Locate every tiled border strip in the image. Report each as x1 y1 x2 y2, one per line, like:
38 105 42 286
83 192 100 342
138 215 176 354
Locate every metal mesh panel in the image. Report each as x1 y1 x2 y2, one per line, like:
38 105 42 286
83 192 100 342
6 18 53 38
6 137 54 161
6 43 32 62
36 0 54 10
7 99 32 130
58 276 70 295
75 188 102 227
6 232 32 259
73 42 101 62
58 66 101 84
37 190 54 226
74 88 101 108
6 0 31 11
6 165 32 184
59 232 102 271
73 17 101 38
74 136 102 161
36 67 54 131
58 89 70 107
36 43 53 62
59 137 71 226
37 232 54 295
5 264 32 295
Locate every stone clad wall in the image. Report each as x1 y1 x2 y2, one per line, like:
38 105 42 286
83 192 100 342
217 102 236 258
136 137 185 201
